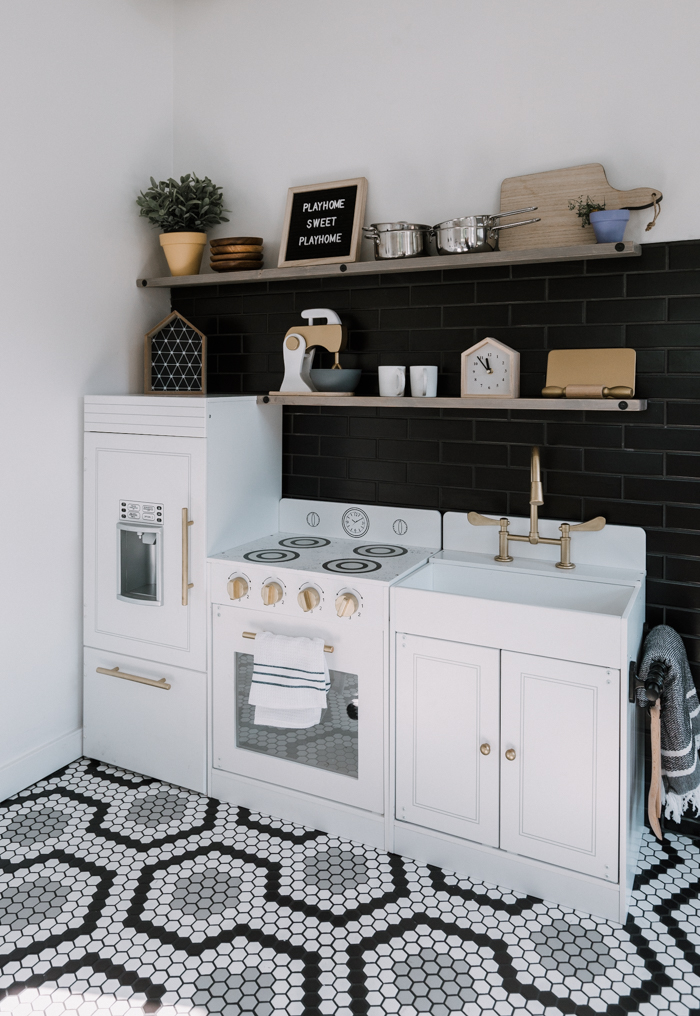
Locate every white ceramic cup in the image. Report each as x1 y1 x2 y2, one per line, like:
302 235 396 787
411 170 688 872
410 365 438 397
378 365 406 397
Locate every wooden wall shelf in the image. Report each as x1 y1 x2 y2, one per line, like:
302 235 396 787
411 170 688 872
138 241 641 288
257 395 646 412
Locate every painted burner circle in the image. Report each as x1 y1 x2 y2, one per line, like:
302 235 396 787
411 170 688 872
322 558 382 574
244 548 300 564
278 537 331 549
353 544 407 558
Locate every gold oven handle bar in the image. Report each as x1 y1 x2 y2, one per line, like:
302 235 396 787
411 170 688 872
182 508 194 605
242 631 334 653
96 666 171 690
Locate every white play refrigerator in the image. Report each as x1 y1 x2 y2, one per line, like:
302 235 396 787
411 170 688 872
83 395 281 792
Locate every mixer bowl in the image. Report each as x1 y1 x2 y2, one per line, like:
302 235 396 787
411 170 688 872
310 369 361 393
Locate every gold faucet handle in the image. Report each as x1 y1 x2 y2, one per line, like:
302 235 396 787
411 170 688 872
468 511 506 527
569 516 606 532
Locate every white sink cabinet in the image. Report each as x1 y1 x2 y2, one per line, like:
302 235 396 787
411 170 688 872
390 511 646 923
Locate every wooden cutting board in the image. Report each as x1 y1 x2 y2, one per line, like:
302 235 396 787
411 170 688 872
499 163 662 250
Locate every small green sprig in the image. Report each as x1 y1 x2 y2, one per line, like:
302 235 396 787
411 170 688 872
567 195 606 228
137 173 229 233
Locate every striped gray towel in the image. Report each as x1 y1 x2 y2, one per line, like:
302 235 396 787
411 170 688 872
638 625 700 822
248 631 330 728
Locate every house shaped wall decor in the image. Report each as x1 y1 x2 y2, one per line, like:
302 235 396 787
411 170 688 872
144 311 207 396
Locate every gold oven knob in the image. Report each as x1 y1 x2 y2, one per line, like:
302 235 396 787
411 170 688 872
298 587 320 612
505 748 516 761
261 582 283 606
227 577 248 601
335 592 359 618
480 743 491 756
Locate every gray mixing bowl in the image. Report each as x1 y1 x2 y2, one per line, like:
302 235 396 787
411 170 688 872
309 369 361 393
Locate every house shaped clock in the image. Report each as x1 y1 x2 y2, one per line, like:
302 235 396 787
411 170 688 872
461 337 520 399
144 311 207 396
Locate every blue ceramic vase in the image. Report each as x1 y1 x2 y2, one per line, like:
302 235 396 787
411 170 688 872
589 209 630 243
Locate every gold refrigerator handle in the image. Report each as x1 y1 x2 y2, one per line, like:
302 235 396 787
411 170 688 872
182 507 194 606
96 666 171 691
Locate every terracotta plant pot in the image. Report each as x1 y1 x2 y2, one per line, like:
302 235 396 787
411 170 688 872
159 232 207 276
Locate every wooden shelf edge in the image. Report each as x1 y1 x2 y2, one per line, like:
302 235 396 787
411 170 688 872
137 242 641 289
256 395 647 412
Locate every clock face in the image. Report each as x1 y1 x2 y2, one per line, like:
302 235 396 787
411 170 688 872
465 341 516 396
342 507 369 538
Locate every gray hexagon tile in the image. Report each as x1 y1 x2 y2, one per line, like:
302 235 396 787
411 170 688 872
0 757 699 1016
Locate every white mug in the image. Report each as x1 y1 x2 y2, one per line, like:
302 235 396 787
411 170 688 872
378 365 406 397
410 365 438 397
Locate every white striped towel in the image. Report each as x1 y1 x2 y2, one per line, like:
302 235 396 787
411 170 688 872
248 631 330 728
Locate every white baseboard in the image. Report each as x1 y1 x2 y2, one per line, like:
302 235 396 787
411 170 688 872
211 768 386 849
0 728 83 803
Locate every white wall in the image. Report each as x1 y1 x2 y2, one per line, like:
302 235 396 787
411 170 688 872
0 1 172 798
173 0 699 263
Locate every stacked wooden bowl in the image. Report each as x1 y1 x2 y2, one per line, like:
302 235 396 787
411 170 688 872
209 236 263 273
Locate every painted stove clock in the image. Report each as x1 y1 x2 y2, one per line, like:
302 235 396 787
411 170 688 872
461 337 520 398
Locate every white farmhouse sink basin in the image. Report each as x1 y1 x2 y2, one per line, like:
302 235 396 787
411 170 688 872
400 559 636 617
392 551 645 668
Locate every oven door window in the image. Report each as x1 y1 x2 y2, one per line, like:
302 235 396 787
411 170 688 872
235 652 358 778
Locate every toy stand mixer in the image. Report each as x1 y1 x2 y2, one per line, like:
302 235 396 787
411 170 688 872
272 308 350 395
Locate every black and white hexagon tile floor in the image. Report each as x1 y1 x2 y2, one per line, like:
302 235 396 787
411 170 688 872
1 760 699 1016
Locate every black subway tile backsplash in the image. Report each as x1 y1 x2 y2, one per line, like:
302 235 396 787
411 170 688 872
173 240 700 681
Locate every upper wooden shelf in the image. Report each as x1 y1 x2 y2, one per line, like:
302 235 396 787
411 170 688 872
137 241 641 288
258 395 646 412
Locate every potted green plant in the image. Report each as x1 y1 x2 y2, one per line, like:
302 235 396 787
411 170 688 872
137 173 230 276
567 194 630 244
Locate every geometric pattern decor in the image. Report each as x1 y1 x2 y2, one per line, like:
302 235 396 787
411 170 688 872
1 757 699 1016
144 311 206 395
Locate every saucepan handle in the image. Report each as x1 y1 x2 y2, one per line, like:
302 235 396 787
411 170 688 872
489 206 538 219
490 217 541 231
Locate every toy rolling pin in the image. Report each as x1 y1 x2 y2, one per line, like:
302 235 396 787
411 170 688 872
542 384 634 399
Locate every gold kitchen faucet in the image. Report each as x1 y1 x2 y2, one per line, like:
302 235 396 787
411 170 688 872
467 447 606 569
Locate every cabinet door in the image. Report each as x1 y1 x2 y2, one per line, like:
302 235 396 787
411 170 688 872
84 432 206 669
396 635 500 846
500 652 619 881
83 647 206 793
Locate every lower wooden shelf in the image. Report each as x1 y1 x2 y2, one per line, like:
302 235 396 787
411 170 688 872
257 395 646 411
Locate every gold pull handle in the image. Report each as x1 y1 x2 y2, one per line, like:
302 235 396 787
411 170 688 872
242 631 334 653
227 577 249 600
335 592 359 618
182 508 194 606
505 748 516 761
467 511 503 527
96 666 171 691
480 743 491 756
261 582 283 606
298 587 320 612
569 516 606 533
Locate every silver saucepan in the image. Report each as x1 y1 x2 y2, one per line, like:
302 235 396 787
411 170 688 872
363 222 432 260
433 207 540 254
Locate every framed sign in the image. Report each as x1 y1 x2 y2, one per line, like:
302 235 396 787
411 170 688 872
278 177 368 268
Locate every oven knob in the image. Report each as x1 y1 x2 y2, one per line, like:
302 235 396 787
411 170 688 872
335 592 358 618
298 587 320 612
227 577 248 600
261 582 283 606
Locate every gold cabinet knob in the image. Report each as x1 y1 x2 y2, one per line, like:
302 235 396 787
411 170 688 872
480 743 491 756
335 592 359 618
298 587 320 612
227 577 248 601
505 748 516 761
261 582 283 606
